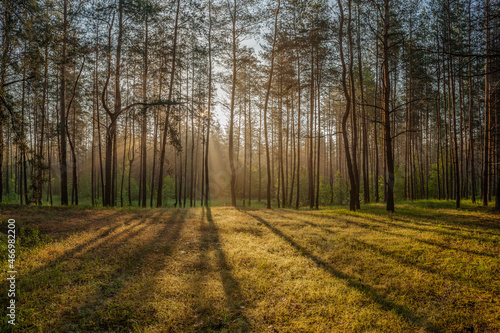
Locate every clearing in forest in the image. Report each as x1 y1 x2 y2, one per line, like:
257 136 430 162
0 202 499 332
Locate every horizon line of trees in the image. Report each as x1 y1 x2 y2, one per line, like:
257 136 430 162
1 0 499 212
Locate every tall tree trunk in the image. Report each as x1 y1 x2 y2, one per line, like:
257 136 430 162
228 0 238 207
446 0 460 208
483 0 490 206
309 44 315 209
35 43 49 205
92 28 99 206
141 18 148 208
59 0 69 205
358 4 369 204
347 0 360 209
120 106 128 207
264 0 280 209
205 0 212 207
157 0 180 207
296 54 301 209
338 0 357 212
0 3 10 203
128 109 135 206
248 94 252 206
190 78 195 207
382 0 394 212
103 4 121 207
374 42 379 202
315 60 321 210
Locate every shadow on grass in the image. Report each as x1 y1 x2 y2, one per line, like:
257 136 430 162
0 206 141 242
311 210 495 239
242 210 444 333
0 209 188 332
17 213 146 283
358 203 500 234
269 210 498 294
193 207 250 332
302 210 499 252
64 209 188 332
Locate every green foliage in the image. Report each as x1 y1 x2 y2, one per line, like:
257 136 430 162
162 176 176 206
393 163 406 201
331 171 348 206
318 176 331 206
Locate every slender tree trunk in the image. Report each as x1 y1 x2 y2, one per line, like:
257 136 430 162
483 0 490 206
0 4 10 203
374 42 380 202
120 106 128 207
382 0 394 212
259 98 262 203
347 0 360 209
190 87 195 207
338 0 357 212
228 0 238 207
35 43 49 205
315 62 321 210
248 94 252 206
128 109 135 206
296 55 301 209
205 0 212 207
309 44 315 209
92 29 99 206
446 0 460 208
358 5 369 204
157 0 180 207
103 4 121 207
150 106 158 207
141 18 148 208
264 0 280 209
59 0 69 205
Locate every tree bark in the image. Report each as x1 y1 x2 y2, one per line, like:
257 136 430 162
263 0 280 209
59 0 69 205
157 0 180 207
338 0 357 212
205 0 212 207
382 0 394 212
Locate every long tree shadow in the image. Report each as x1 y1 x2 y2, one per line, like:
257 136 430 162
270 210 499 295
305 210 499 242
276 210 499 259
299 210 500 254
63 209 189 332
0 206 141 242
243 211 444 333
0 213 148 330
194 207 250 332
1 209 187 332
20 213 146 282
0 211 146 323
389 208 500 233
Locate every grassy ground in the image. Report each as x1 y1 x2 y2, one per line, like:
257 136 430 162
0 201 499 332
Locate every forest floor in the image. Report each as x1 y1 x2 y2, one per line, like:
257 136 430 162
0 201 499 332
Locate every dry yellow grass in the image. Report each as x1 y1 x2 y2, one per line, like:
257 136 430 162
0 203 499 332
